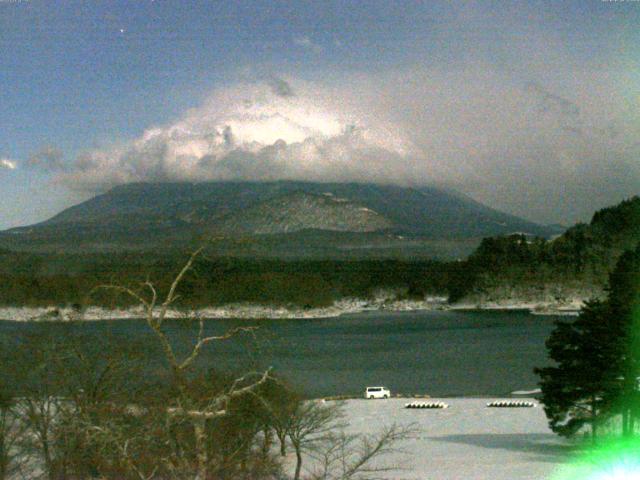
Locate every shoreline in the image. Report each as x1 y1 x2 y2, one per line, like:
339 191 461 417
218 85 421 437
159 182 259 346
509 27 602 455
0 297 583 322
318 391 542 401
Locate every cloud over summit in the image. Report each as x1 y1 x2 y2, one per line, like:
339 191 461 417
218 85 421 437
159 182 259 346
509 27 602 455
54 65 639 224
58 78 417 191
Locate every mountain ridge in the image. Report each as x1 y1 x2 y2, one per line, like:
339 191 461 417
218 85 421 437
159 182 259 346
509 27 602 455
1 181 563 256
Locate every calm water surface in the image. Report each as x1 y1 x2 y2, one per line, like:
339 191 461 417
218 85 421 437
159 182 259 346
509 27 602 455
0 310 559 397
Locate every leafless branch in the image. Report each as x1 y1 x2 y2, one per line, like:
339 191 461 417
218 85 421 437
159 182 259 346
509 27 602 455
143 280 158 310
158 247 204 325
179 325 259 371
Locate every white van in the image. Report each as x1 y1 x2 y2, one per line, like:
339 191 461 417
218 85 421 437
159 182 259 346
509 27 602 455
365 386 390 399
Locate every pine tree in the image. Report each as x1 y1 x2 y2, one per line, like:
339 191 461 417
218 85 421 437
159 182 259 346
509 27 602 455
536 243 640 439
605 245 640 436
535 300 618 439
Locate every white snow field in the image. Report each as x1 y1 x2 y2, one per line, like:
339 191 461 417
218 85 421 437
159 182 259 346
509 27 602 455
332 398 575 480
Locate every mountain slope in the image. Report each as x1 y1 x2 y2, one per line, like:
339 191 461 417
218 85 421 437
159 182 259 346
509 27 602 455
0 181 560 256
42 181 556 236
211 191 393 235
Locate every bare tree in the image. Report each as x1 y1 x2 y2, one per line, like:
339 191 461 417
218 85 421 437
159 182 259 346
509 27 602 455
0 386 27 480
270 398 417 480
308 423 417 480
285 401 345 480
10 329 143 480
81 405 167 480
254 381 299 458
15 334 67 480
92 248 275 480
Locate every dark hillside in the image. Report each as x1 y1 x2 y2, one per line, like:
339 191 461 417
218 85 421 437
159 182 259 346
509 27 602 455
449 196 640 306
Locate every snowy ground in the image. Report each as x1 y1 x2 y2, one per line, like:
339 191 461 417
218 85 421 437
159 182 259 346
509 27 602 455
328 398 575 480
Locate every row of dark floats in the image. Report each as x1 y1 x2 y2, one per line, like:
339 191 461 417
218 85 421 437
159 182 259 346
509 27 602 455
404 401 536 409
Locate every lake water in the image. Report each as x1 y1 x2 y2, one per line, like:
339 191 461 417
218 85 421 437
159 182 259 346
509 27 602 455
0 310 559 398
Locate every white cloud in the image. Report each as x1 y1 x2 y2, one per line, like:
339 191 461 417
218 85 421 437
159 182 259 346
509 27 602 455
57 77 417 191
0 158 17 170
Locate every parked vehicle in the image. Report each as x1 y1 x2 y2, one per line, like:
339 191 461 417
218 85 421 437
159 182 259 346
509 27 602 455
365 386 390 399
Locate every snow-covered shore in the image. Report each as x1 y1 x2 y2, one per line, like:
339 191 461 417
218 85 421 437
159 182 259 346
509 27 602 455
0 295 586 322
449 299 584 316
0 297 449 322
451 285 598 316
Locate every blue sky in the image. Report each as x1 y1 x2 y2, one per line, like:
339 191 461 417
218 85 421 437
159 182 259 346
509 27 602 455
1 0 638 228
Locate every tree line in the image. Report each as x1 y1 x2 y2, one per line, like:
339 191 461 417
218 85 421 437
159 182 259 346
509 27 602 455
0 252 456 309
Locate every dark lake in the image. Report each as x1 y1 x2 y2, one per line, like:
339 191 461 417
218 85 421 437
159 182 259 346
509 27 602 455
0 310 560 398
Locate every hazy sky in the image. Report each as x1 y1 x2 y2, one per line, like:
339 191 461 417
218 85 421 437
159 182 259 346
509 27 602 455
1 0 638 229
